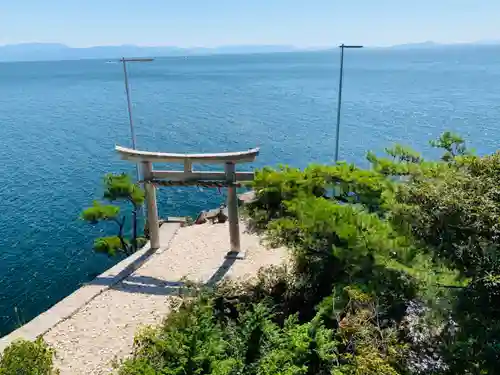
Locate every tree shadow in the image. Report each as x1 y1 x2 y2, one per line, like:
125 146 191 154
88 255 238 296
114 276 187 296
206 257 236 287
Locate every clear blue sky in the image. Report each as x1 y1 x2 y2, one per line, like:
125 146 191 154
1 0 499 47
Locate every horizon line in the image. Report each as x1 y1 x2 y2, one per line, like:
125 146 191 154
2 39 500 50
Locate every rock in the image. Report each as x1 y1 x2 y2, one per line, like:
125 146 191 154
238 191 256 205
195 205 228 225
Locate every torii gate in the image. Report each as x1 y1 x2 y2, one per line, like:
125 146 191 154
115 145 259 258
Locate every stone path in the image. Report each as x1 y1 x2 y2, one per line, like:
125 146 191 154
41 222 287 374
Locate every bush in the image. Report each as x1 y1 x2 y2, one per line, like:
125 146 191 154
0 338 59 375
247 163 388 229
115 132 500 375
443 275 500 374
262 194 420 322
119 288 405 375
389 156 500 276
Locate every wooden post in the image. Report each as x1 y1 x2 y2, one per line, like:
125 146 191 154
225 162 244 258
142 161 160 250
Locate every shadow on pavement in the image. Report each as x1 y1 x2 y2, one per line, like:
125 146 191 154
88 255 238 296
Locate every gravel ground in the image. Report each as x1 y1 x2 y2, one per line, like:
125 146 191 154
43 222 287 375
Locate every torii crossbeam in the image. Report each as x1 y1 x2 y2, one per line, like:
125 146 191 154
115 145 260 259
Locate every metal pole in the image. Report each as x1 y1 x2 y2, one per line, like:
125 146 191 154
121 58 141 183
334 45 345 163
121 57 153 219
333 44 363 162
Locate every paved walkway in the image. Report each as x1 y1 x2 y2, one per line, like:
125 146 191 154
41 222 287 374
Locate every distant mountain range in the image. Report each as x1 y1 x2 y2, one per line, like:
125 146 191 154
1 41 499 62
0 43 307 62
383 41 442 50
381 40 500 50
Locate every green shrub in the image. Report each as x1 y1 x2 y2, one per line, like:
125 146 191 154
389 158 500 277
0 338 58 375
119 287 407 375
247 163 389 229
318 285 409 375
115 132 500 375
443 274 500 374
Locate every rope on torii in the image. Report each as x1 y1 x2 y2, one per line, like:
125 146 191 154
138 179 243 188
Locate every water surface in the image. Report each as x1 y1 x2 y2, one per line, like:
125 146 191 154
1 47 499 335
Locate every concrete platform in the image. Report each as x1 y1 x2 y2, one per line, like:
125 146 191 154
0 223 180 351
1 221 287 375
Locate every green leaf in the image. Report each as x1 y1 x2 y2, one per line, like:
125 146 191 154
81 201 120 223
0 338 58 374
429 131 468 161
94 236 128 256
103 173 145 206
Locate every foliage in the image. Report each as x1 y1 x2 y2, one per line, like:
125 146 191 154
429 131 469 162
118 287 404 375
261 194 420 323
364 133 500 374
443 274 500 374
387 153 500 277
82 173 146 256
247 163 389 227
115 132 499 375
0 338 59 375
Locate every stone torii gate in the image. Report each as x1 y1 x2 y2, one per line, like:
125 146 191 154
115 145 259 258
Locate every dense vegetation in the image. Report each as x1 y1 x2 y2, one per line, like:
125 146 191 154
4 132 500 374
116 132 499 375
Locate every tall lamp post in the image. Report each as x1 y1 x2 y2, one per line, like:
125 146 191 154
120 57 154 182
334 44 363 162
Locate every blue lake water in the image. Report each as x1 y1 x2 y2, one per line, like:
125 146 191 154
1 47 499 336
